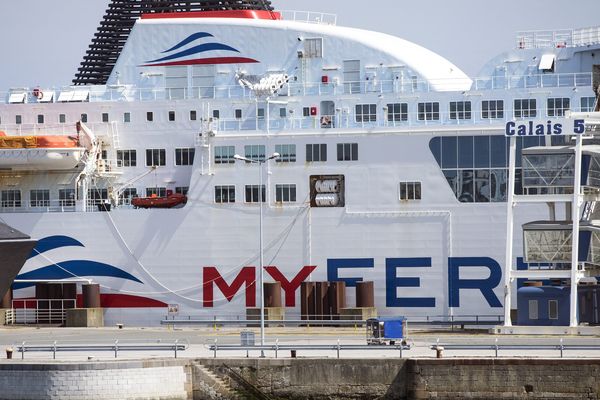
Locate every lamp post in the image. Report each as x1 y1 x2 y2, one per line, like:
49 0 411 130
234 152 279 356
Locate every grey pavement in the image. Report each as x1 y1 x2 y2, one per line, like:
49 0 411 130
0 325 599 361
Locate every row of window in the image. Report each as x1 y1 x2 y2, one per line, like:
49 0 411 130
356 97 596 123
0 188 190 207
215 143 358 164
116 148 195 167
116 143 358 168
2 97 594 126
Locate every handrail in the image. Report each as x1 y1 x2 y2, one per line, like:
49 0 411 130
431 339 600 358
16 339 188 359
209 340 411 359
218 363 274 400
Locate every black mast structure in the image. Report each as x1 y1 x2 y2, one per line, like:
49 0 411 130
73 0 274 86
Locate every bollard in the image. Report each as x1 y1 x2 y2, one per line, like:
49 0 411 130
337 339 340 359
174 339 178 359
436 346 444 358
290 349 297 358
5 348 12 360
213 339 217 358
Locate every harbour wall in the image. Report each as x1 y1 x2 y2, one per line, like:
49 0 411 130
0 358 598 399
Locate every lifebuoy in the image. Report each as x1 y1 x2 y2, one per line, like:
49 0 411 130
32 88 43 100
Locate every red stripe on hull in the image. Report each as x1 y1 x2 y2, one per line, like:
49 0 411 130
142 57 259 67
13 295 167 309
141 10 281 20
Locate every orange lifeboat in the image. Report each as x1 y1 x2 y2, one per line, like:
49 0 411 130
0 134 83 170
131 193 187 209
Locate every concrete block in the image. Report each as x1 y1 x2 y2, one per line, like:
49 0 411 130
246 307 285 327
339 307 377 321
65 308 104 328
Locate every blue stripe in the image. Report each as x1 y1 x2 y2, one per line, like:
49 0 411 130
147 43 239 63
28 236 84 259
13 260 143 290
162 32 214 53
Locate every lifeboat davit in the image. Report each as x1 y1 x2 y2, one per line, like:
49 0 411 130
0 134 84 170
131 193 187 209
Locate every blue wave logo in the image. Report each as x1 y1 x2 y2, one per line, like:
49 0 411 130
142 31 259 67
15 236 143 290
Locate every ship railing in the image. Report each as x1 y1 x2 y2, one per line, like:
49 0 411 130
0 199 77 214
516 26 600 49
2 72 593 106
0 122 113 138
212 106 597 134
279 10 337 26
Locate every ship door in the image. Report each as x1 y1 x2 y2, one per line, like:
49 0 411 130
320 101 334 128
594 65 600 110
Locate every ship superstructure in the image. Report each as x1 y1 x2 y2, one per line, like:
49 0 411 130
1 0 600 325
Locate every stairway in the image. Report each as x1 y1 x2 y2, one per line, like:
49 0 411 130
193 365 253 400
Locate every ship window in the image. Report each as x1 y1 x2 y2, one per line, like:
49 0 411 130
337 143 358 161
15 115 22 125
29 189 50 207
123 112 131 123
168 111 176 122
343 60 361 94
387 103 408 122
528 300 539 320
59 189 75 207
356 104 377 123
59 114 66 124
417 102 439 121
215 185 235 204
303 107 310 117
175 148 195 166
119 188 137 206
275 184 297 203
482 100 504 119
213 110 220 119
245 185 266 203
581 97 596 112
244 145 265 162
306 144 327 162
37 115 44 124
117 150 137 167
514 98 537 119
215 146 236 164
235 109 242 119
146 187 166 197
450 101 472 120
275 144 296 163
81 113 88 123
399 182 421 201
257 108 265 120
146 149 166 167
1 190 21 208
192 65 216 98
304 38 323 58
190 110 197 121
175 187 189 196
102 113 109 123
87 188 108 206
549 300 559 320
279 108 287 118
547 97 570 117
146 112 154 122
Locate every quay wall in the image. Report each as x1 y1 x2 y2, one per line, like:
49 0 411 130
0 358 599 399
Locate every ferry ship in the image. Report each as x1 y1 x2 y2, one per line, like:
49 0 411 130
1 0 599 325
